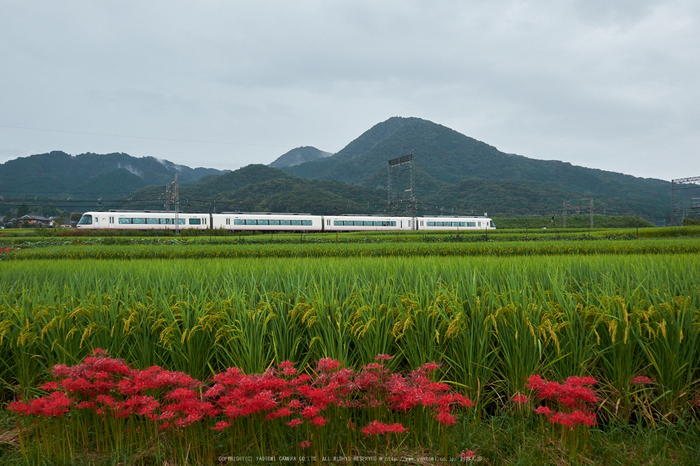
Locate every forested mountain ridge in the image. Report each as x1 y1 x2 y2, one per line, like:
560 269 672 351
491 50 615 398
281 117 678 220
124 164 386 215
0 151 225 198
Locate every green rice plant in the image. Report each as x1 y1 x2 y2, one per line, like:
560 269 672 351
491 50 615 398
442 273 497 414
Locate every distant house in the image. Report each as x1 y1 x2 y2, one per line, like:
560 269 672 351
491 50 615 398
18 215 53 227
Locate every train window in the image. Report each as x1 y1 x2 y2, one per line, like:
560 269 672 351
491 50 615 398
234 219 244 225
291 220 301 226
304 220 312 226
245 220 256 225
269 220 280 225
118 218 130 224
225 218 230 225
468 222 476 227
132 218 146 224
189 218 202 225
427 222 434 226
78 215 93 225
147 218 159 224
109 217 114 224
178 219 185 225
279 220 289 226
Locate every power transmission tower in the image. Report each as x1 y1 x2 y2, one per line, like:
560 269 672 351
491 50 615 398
165 175 180 234
387 151 416 216
671 176 700 225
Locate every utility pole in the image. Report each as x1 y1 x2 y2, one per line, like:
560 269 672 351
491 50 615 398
580 198 593 229
562 200 567 229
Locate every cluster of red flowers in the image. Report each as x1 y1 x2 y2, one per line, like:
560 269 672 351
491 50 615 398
361 420 408 436
526 375 598 429
9 350 472 448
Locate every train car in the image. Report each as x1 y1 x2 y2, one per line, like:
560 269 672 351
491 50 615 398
416 216 495 231
323 215 415 231
76 211 210 230
211 212 323 232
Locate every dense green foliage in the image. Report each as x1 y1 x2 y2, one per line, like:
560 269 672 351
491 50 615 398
3 237 700 261
0 151 224 199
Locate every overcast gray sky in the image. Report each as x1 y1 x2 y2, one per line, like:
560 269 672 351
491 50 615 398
1 1 698 181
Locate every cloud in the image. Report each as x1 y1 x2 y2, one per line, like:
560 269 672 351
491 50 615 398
0 0 698 180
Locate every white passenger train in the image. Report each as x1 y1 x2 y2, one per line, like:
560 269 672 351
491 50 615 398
77 211 496 232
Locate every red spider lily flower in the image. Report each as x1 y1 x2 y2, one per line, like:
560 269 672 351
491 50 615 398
436 410 457 425
299 440 311 449
526 375 545 390
51 364 71 378
287 399 302 410
311 416 327 427
9 392 74 418
287 418 303 428
278 360 295 370
363 362 383 371
317 358 341 372
266 407 293 420
301 405 321 419
76 401 96 410
429 382 450 392
276 361 299 375
459 449 476 460
211 420 230 431
534 406 553 416
632 376 654 384
549 410 596 429
41 382 59 392
362 420 408 436
565 376 598 387
375 354 393 361
421 362 441 372
512 393 529 404
166 388 199 401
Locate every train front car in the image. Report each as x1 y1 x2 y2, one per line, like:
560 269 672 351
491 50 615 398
323 215 415 231
211 213 323 232
77 211 210 230
76 211 100 229
416 216 495 231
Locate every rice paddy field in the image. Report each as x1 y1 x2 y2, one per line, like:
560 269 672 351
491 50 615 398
0 229 699 464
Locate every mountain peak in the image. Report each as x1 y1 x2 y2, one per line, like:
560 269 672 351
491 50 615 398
269 146 332 168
